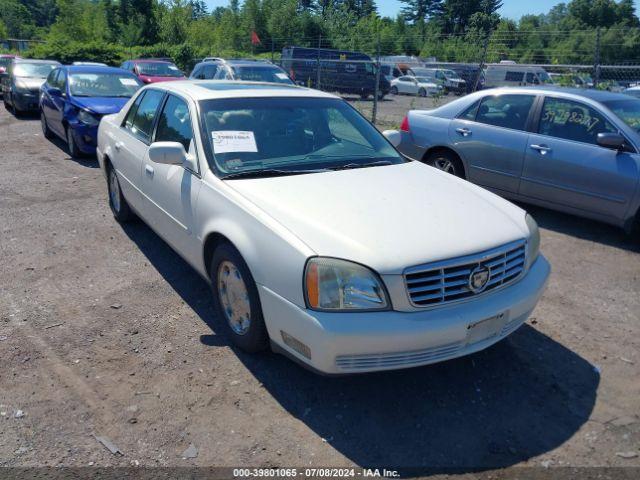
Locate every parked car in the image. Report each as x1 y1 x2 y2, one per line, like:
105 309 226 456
97 80 549 374
624 86 640 99
423 63 483 94
213 59 294 85
189 59 223 80
72 61 108 67
483 62 552 88
120 59 186 84
408 67 467 94
281 46 390 99
394 87 640 235
0 54 20 97
390 76 441 97
2 59 60 114
40 65 142 157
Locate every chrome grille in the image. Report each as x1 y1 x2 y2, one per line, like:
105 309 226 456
404 239 527 307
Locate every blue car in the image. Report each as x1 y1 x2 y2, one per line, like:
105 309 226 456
40 65 142 157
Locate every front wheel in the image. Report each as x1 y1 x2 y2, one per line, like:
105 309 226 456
390 86 398 95
66 127 81 158
418 88 426 97
210 243 269 353
41 111 54 139
424 151 465 178
107 166 134 222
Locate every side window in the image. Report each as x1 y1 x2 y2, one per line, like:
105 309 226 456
525 72 539 84
505 71 524 82
154 95 194 153
58 71 67 92
124 91 145 130
192 66 202 79
538 98 617 145
130 89 164 142
475 94 535 130
46 69 58 86
459 100 480 121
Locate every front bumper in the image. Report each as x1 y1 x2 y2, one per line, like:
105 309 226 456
260 255 550 374
13 90 39 111
69 122 98 155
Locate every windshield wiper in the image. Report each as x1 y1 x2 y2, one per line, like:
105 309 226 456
328 160 394 171
222 168 329 180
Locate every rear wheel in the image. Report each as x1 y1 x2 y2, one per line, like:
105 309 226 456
390 86 398 95
210 243 269 353
418 88 426 97
424 150 465 178
107 166 133 223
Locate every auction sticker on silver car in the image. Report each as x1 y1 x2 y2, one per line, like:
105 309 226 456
466 312 506 346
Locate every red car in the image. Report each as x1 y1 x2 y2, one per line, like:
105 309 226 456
120 59 186 84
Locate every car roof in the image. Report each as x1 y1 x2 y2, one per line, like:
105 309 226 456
131 59 173 64
63 65 134 75
142 80 338 101
222 60 277 67
512 85 633 102
14 58 60 65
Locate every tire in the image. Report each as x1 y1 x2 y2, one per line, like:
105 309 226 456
107 165 134 223
41 111 54 139
424 150 465 178
359 92 370 100
66 127 81 158
418 88 426 97
210 242 269 353
390 86 398 95
377 92 385 101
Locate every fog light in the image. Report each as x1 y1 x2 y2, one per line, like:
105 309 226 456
281 331 311 359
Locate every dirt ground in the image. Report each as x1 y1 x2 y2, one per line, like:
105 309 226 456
0 100 639 477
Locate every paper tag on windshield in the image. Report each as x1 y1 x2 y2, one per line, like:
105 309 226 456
275 73 289 80
212 131 257 154
120 78 138 86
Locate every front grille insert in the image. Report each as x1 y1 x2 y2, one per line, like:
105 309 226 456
404 239 527 307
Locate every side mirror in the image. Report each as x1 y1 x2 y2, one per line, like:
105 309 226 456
597 132 626 151
382 129 402 148
148 141 187 165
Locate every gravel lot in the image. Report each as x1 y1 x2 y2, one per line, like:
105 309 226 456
1 100 639 475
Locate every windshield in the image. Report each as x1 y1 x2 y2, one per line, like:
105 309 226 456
14 63 57 78
537 71 552 83
136 62 183 77
0 57 14 68
604 99 640 132
233 66 293 84
69 72 142 97
443 69 460 79
200 97 403 176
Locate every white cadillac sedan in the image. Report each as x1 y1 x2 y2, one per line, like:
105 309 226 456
97 80 550 374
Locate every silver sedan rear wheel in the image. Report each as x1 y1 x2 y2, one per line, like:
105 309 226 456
433 157 456 175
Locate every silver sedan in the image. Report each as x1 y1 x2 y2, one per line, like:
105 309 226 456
394 87 640 235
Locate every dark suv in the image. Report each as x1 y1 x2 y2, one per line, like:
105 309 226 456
213 59 294 85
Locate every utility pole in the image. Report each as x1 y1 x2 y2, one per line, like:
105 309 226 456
593 27 601 88
372 25 381 125
474 35 489 93
316 33 322 89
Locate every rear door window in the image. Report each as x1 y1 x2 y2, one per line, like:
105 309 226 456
505 71 524 82
538 97 617 145
476 94 535 130
129 89 165 142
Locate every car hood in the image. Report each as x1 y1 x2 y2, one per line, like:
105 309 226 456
71 97 130 115
16 77 46 90
226 162 529 274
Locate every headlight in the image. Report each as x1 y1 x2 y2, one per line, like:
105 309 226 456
525 214 540 267
304 257 390 311
78 109 99 126
14 81 30 94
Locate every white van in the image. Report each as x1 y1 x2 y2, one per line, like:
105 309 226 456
484 62 552 88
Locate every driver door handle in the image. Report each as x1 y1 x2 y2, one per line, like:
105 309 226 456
530 144 552 155
145 164 154 176
456 127 472 137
